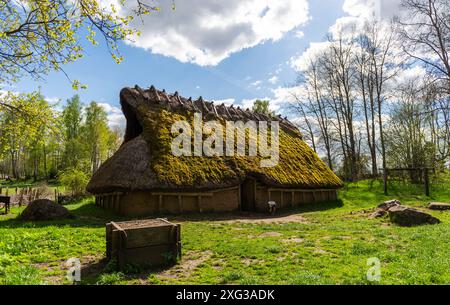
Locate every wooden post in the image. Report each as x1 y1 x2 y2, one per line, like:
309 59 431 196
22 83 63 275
197 195 202 212
15 187 17 194
54 189 58 204
106 223 112 260
178 195 183 213
383 169 388 195
5 188 8 196
424 168 430 197
238 186 241 211
116 193 120 214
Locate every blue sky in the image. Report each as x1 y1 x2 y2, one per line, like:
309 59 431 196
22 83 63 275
11 0 348 126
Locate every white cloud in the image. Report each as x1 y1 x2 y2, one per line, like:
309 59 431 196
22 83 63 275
268 76 278 84
343 0 402 20
241 98 264 111
98 102 125 128
45 97 61 105
123 0 310 66
294 30 305 38
214 98 235 106
250 80 262 87
290 41 331 71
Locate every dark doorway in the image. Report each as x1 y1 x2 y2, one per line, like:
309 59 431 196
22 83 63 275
241 178 256 211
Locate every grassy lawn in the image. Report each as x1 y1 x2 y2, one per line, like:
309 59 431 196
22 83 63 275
0 178 449 285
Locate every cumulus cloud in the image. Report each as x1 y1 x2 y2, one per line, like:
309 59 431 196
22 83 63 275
330 0 403 38
290 41 331 71
98 102 126 128
241 98 269 111
122 0 310 66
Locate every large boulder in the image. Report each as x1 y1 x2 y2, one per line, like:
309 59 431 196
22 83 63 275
20 199 74 221
428 202 450 211
388 206 440 227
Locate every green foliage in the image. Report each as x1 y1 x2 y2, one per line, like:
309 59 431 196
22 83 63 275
0 1 160 85
252 100 275 117
0 92 121 190
62 95 85 169
96 272 125 285
0 90 60 179
59 168 89 195
83 102 114 174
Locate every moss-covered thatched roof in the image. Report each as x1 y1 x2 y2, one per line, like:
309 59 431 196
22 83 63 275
87 86 343 193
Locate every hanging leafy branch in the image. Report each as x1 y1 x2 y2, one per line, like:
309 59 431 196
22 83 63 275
0 0 163 88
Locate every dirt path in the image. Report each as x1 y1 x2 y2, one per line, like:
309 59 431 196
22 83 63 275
218 214 308 224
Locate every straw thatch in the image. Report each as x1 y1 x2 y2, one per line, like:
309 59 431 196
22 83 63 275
87 86 343 194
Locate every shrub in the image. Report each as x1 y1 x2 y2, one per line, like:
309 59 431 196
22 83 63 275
59 168 89 195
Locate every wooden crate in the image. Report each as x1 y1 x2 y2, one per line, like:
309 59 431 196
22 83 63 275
106 218 181 270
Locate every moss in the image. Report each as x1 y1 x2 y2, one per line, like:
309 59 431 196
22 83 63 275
137 105 342 188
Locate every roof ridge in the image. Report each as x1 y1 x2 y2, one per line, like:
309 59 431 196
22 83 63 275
131 85 300 136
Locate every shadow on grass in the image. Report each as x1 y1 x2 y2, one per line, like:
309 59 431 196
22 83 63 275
0 203 124 229
1 199 345 228
79 257 177 285
168 200 344 223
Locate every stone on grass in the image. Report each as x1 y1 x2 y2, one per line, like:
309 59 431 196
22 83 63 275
369 210 387 218
428 202 450 211
20 199 74 221
377 199 401 211
388 205 440 227
369 199 401 218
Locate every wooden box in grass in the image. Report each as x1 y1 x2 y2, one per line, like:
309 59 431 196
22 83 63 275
106 219 181 270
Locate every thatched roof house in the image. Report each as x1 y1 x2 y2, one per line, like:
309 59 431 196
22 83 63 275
87 85 342 216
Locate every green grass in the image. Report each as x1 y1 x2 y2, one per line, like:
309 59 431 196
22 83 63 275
0 179 66 196
0 177 449 285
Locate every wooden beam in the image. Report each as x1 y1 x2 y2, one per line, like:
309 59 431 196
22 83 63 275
198 195 202 212
158 195 163 212
152 192 213 197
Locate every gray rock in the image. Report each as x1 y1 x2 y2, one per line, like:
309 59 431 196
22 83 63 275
20 199 74 221
369 210 387 218
377 199 401 211
428 202 450 211
388 206 440 227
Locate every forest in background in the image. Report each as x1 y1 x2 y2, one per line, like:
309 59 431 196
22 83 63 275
290 0 449 181
0 92 122 188
0 0 448 186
